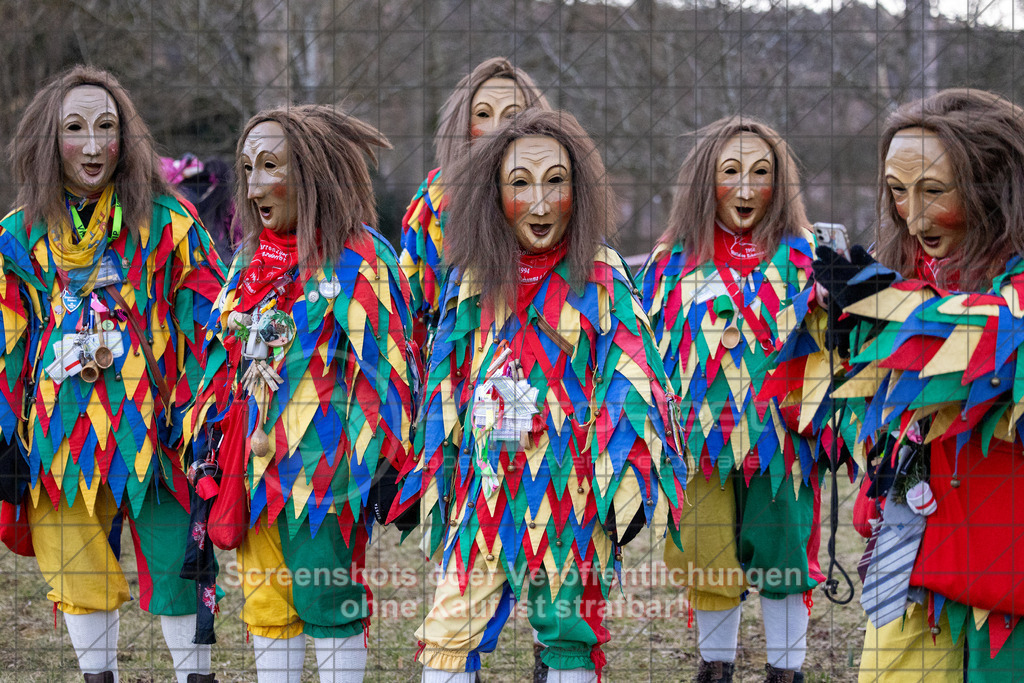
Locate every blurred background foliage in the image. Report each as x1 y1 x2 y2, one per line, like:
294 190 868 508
0 0 1021 255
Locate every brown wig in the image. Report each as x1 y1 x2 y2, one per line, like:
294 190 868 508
660 116 809 261
9 64 174 238
875 89 1024 291
234 104 391 271
444 109 614 307
434 57 551 172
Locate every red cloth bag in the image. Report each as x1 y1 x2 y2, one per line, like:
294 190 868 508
207 400 251 550
852 474 882 539
0 500 34 556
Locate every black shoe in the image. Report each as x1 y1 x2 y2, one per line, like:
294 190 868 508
764 663 804 683
187 675 219 683
533 643 549 683
83 673 114 683
694 658 734 683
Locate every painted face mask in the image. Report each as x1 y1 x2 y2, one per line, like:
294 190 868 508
885 127 966 259
714 132 774 234
470 77 526 139
60 85 120 197
242 120 298 234
501 135 572 253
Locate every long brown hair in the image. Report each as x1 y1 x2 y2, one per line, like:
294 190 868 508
9 64 173 238
444 109 614 307
660 116 808 261
875 89 1024 291
434 57 551 172
234 105 391 271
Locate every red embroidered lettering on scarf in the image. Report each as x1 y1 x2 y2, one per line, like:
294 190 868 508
713 223 763 276
239 228 299 312
516 240 569 316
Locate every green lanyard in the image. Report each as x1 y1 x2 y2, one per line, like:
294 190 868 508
70 193 122 244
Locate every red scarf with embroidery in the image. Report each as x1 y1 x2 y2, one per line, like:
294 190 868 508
517 240 569 315
239 229 298 311
913 249 959 291
713 223 763 276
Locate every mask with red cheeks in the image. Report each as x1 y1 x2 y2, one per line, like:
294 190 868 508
500 136 572 253
242 121 298 234
714 132 774 233
470 77 526 139
885 127 966 259
59 85 120 197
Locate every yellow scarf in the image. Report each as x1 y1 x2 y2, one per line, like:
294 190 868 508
50 185 115 295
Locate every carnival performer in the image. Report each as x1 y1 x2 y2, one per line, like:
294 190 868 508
814 89 1024 682
394 108 688 683
0 66 224 683
186 104 416 683
399 56 550 347
641 117 836 683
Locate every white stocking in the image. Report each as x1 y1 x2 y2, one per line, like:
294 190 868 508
761 593 809 671
252 633 306 683
421 666 475 683
694 605 741 663
546 668 598 683
313 634 367 682
64 610 119 681
160 614 212 683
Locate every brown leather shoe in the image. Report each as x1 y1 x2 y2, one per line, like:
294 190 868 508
694 658 734 682
764 663 804 683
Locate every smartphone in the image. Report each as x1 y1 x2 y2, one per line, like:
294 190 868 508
813 222 850 257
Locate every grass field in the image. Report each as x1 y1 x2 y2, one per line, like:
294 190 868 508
0 476 867 682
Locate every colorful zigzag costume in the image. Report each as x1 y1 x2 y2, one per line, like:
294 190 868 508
399 168 446 345
398 245 689 674
0 194 223 618
640 227 839 611
188 226 415 639
835 256 1024 679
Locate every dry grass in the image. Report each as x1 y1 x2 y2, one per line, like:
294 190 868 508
0 476 866 682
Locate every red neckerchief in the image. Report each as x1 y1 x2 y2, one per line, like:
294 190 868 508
914 248 959 291
517 240 569 315
239 228 298 312
713 223 763 277
711 223 778 352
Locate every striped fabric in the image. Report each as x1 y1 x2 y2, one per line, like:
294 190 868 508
860 494 926 629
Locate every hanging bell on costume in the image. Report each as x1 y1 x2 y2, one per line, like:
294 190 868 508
721 323 742 349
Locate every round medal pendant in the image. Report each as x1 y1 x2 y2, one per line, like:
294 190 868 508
318 277 341 299
722 324 742 349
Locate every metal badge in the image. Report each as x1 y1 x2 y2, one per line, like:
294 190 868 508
307 291 320 304
61 289 82 313
318 277 341 299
